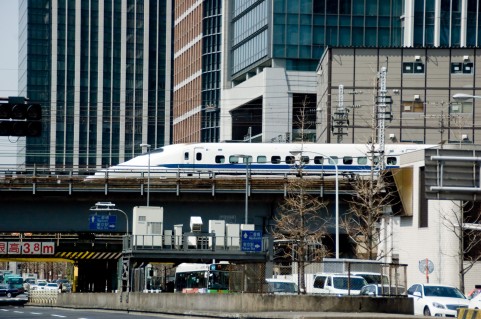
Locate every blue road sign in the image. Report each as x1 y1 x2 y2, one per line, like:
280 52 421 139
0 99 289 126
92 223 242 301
89 214 117 231
241 230 262 252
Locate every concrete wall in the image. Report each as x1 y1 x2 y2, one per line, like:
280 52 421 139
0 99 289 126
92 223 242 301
55 292 414 315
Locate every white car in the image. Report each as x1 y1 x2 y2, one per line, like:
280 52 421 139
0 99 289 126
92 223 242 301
44 283 60 292
468 290 481 309
407 283 468 317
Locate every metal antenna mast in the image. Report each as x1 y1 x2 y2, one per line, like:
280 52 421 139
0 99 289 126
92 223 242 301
377 67 387 170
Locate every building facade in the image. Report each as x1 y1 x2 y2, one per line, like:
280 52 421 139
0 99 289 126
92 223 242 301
19 0 171 169
219 0 481 143
171 0 221 143
316 47 481 145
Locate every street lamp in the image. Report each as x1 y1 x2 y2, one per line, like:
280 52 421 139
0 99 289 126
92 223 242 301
90 202 130 296
234 154 251 224
452 93 481 100
140 143 151 206
290 150 339 259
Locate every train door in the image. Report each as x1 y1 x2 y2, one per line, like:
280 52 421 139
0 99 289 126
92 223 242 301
183 147 204 173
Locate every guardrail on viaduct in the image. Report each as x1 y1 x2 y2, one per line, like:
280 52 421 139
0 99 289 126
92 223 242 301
0 167 347 196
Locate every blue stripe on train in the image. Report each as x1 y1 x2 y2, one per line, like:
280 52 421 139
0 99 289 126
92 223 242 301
161 163 399 171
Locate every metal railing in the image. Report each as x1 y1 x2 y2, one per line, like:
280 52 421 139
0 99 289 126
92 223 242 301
124 233 270 252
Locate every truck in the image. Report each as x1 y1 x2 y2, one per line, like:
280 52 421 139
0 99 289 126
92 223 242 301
4 274 25 294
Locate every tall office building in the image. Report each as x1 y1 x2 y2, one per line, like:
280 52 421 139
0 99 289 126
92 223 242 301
19 0 171 169
171 0 221 143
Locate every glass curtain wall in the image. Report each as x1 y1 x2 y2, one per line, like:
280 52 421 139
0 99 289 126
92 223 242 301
201 0 221 142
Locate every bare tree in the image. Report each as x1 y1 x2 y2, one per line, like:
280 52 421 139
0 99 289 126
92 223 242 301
341 151 397 260
272 176 331 294
441 201 481 293
270 96 331 294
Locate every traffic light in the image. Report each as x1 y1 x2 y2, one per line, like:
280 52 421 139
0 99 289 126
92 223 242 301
0 99 42 137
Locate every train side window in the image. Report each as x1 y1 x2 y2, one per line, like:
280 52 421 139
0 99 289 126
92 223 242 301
229 155 239 164
328 156 338 164
285 156 295 164
387 157 397 165
343 156 353 165
314 156 323 164
215 155 225 163
196 152 202 161
184 152 189 160
257 155 267 163
301 156 309 164
241 156 253 164
357 157 367 164
271 156 281 164
372 156 380 165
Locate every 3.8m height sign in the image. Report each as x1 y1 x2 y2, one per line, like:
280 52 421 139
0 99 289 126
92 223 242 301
0 242 55 255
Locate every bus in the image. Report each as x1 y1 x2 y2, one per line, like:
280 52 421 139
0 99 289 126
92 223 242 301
174 263 230 293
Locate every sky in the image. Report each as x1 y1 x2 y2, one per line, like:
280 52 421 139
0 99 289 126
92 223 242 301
0 0 19 97
0 0 21 166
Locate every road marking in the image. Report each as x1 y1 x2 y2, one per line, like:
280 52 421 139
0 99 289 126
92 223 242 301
51 315 66 318
13 311 24 313
30 312 42 315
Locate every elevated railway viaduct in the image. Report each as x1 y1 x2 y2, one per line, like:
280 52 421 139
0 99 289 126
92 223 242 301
0 172 354 292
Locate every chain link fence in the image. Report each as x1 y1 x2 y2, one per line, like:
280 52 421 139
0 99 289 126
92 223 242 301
129 260 406 295
239 260 406 295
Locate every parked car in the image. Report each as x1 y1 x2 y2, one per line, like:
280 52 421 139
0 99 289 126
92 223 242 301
467 285 481 300
351 272 390 285
0 284 20 298
265 278 298 294
311 273 367 295
360 284 405 297
407 283 468 317
44 283 60 292
468 289 481 309
30 279 48 291
55 279 72 293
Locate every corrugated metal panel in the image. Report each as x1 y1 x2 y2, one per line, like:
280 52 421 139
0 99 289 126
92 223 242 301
425 148 481 200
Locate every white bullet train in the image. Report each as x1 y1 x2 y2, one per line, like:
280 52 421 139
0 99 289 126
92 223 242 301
87 142 436 179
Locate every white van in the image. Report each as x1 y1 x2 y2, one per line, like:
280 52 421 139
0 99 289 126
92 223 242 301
311 273 367 295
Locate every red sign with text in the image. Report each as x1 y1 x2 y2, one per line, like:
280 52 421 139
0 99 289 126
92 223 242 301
0 242 55 255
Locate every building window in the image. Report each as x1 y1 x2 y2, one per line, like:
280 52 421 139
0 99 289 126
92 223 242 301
450 101 473 114
451 62 474 74
403 62 424 73
402 101 424 113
